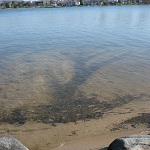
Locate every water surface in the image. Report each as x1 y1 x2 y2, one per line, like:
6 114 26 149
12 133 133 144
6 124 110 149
0 6 150 123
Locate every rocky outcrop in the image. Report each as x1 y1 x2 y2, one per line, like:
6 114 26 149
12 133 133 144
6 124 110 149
0 136 29 150
107 135 150 150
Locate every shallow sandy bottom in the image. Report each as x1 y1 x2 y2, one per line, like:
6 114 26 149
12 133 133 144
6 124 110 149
0 99 149 150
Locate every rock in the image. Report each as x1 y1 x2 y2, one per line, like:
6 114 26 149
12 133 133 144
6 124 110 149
100 148 107 150
107 135 150 150
0 136 29 150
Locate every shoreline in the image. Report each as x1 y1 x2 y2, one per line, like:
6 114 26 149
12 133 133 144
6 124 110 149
0 4 150 10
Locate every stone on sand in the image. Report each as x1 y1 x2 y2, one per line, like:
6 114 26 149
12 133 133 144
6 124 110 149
0 136 29 150
107 134 150 150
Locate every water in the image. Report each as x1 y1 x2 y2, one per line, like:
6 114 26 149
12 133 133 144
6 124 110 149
0 6 150 123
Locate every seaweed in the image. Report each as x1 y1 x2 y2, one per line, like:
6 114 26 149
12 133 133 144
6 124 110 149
111 113 150 131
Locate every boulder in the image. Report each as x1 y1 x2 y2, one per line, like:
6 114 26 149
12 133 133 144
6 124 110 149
107 135 150 150
0 136 29 150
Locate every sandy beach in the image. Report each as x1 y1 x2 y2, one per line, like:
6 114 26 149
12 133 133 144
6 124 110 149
0 98 149 150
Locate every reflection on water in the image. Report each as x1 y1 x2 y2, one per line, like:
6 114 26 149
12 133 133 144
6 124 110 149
0 6 150 123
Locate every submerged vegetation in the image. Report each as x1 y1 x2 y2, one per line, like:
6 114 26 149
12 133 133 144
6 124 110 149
0 93 147 125
111 113 150 131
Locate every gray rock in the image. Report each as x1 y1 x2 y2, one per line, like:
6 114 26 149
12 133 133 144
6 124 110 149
0 136 29 150
100 148 107 150
107 135 150 150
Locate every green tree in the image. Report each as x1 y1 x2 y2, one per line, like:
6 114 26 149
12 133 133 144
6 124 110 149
5 2 9 8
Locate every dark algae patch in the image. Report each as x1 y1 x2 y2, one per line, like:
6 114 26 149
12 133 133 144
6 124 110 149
124 113 150 125
31 94 137 124
0 107 27 125
111 113 150 131
32 96 104 124
0 94 147 125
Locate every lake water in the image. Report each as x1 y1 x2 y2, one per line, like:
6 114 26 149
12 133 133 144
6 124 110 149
0 6 150 123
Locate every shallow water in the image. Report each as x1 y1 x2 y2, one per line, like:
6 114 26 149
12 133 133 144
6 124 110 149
0 6 150 123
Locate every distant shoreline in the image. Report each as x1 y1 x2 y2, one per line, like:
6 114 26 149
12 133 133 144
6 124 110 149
0 3 150 10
